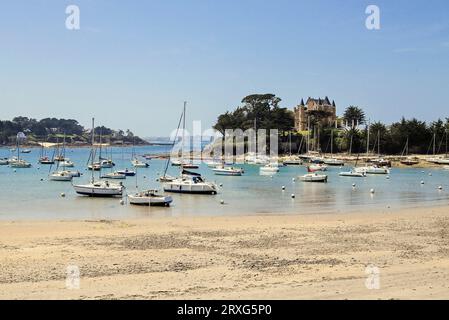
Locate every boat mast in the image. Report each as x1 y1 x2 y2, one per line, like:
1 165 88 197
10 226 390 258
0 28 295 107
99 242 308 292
306 116 310 154
91 118 95 183
182 101 186 166
377 130 380 157
366 120 370 157
433 132 436 156
289 131 292 156
330 129 334 156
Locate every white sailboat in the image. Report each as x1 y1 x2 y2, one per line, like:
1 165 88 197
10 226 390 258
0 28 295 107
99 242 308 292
212 165 244 176
162 102 217 195
9 132 31 168
73 118 125 197
300 173 328 182
128 189 173 206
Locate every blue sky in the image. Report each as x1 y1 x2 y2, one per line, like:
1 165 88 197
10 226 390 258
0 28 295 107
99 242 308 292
0 0 448 136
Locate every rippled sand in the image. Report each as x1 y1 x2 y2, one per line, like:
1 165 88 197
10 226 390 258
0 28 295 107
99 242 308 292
1 206 449 299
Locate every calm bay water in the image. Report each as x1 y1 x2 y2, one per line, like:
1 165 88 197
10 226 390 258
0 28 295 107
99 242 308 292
1 146 449 220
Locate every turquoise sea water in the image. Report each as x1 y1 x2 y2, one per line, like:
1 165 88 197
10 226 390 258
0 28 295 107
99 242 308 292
1 146 449 220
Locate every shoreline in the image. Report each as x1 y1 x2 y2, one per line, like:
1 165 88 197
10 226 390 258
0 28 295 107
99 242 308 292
2 205 449 299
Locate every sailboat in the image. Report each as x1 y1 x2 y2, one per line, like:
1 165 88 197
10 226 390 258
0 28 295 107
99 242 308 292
161 102 217 194
283 132 303 166
400 137 419 165
73 119 125 197
38 140 55 164
323 129 344 166
49 134 80 181
339 154 366 177
9 132 32 168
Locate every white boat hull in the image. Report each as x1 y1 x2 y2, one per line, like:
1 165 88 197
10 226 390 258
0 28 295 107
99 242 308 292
300 174 328 182
128 193 173 206
162 181 217 194
73 183 124 197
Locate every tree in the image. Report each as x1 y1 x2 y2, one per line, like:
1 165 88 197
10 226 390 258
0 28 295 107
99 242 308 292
343 106 366 128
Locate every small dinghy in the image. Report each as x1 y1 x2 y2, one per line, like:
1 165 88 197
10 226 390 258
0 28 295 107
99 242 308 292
300 173 328 182
101 172 126 179
117 169 136 176
213 166 244 176
128 189 173 206
339 170 366 178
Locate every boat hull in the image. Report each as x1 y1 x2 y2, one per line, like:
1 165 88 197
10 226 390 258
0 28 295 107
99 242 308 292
73 185 124 197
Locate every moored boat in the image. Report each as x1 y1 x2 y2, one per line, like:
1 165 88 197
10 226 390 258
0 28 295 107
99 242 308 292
117 169 136 176
128 189 173 206
101 172 126 179
339 170 366 177
49 171 73 181
300 173 328 182
212 166 244 176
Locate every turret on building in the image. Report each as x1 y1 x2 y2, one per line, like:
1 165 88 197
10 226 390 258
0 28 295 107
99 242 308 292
293 97 337 131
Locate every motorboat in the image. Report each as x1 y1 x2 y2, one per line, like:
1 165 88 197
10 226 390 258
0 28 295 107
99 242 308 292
49 171 73 181
128 189 173 206
0 158 8 165
54 155 65 162
300 173 328 182
117 169 136 176
323 158 345 166
101 172 126 179
21 149 31 154
212 166 244 176
162 170 218 194
171 159 182 166
339 170 366 177
355 166 390 175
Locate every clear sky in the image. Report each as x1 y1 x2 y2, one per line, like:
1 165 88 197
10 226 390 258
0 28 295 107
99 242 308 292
1 0 448 136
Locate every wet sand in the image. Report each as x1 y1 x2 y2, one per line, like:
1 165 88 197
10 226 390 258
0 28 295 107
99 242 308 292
1 206 449 300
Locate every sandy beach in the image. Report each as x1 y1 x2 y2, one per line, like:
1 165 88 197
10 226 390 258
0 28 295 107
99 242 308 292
1 206 449 300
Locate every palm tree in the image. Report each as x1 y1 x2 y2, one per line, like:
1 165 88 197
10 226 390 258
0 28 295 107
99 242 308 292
343 106 366 128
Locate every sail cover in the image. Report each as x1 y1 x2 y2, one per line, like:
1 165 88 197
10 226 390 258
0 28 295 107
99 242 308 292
182 169 201 176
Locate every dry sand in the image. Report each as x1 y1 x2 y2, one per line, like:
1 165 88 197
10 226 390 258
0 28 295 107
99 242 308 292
1 206 449 300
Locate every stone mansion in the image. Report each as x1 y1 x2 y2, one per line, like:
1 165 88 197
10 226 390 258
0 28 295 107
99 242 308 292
293 97 337 131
